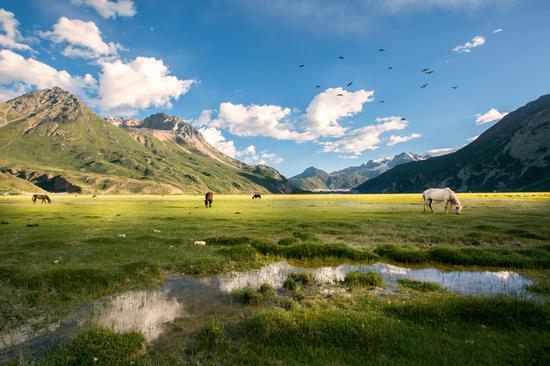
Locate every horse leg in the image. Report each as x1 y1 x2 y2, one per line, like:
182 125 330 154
444 200 449 214
428 199 434 213
209 201 212 208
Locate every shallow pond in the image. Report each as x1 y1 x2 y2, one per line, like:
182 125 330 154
0 261 538 361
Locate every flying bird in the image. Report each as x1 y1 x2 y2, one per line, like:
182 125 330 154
378 48 385 52
400 117 407 121
338 56 344 59
387 66 393 70
298 64 305 68
316 85 321 88
424 70 434 74
337 93 344 97
451 86 459 89
379 100 385 103
346 81 353 87
420 83 428 88
421 68 430 72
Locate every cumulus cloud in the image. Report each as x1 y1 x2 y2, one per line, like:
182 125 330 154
475 108 508 124
0 8 31 51
41 17 122 60
199 126 237 157
213 102 306 140
0 49 96 96
236 145 283 165
320 116 407 156
71 0 136 18
303 87 374 138
0 82 29 102
453 35 486 53
387 133 422 146
198 125 282 165
96 56 196 115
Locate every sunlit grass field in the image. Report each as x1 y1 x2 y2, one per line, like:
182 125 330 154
1 193 550 364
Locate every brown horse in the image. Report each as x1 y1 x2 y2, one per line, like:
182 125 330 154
204 192 213 208
252 194 262 199
32 193 51 204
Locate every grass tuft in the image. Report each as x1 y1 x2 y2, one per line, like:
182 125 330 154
36 327 149 365
375 244 550 268
342 271 384 288
397 278 444 292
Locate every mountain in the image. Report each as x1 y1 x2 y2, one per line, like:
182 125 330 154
288 153 429 191
0 87 293 194
357 95 550 193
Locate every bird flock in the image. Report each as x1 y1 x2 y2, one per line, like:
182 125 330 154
298 48 459 102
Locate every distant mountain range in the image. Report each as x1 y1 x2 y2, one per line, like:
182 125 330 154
357 95 550 193
0 87 293 194
289 152 429 191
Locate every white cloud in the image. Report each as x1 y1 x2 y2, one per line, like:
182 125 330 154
71 0 136 18
199 126 237 157
0 49 96 96
475 108 508 124
198 126 282 165
236 145 283 165
427 146 462 156
492 28 503 33
213 102 306 140
453 35 486 53
320 116 407 156
303 87 374 139
0 8 31 51
96 56 196 115
42 17 122 60
387 133 422 146
337 155 359 159
466 135 479 142
0 82 29 102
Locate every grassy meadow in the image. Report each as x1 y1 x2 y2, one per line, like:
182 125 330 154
1 193 550 365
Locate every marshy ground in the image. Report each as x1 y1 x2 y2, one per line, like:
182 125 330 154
1 193 549 365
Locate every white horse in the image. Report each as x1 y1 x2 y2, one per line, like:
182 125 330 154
422 188 463 214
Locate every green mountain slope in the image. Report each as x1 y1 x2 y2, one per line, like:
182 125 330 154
357 95 550 193
0 88 293 194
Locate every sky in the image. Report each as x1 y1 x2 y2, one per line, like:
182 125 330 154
0 0 549 177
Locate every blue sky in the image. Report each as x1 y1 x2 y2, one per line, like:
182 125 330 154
0 0 549 176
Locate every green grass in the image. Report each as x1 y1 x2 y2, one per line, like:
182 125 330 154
183 295 550 365
527 280 550 296
34 327 149 366
342 271 384 288
375 244 550 268
397 278 444 292
1 193 550 364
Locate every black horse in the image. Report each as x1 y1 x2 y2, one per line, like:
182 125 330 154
205 192 213 208
252 194 262 199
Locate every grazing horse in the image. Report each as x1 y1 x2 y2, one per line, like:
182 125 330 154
422 188 463 214
252 194 262 199
204 192 213 208
32 193 51 204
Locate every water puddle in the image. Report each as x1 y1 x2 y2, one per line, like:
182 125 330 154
0 261 538 361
